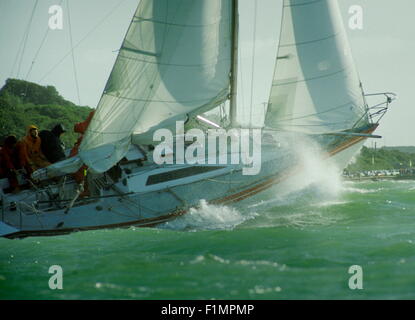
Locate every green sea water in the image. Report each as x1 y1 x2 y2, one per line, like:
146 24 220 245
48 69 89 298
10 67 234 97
1 177 415 300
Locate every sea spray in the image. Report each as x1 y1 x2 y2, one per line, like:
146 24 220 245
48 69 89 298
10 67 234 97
289 135 343 197
245 134 348 228
159 199 257 231
161 135 350 231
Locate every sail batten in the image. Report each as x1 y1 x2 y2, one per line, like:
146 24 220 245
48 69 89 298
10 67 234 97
265 0 368 134
122 46 159 57
271 67 349 87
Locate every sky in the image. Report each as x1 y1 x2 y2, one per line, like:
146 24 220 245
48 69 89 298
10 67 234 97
0 0 413 146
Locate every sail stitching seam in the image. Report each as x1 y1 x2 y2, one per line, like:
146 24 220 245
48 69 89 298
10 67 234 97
273 101 361 123
133 17 230 28
280 32 339 48
272 67 348 87
284 0 324 8
105 93 214 104
119 53 230 68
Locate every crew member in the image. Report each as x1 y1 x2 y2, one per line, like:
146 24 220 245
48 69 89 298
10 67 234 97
70 111 95 158
17 125 50 176
70 111 95 197
0 135 20 193
39 124 67 163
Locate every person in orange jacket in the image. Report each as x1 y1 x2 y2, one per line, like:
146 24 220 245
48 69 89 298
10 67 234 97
17 125 50 176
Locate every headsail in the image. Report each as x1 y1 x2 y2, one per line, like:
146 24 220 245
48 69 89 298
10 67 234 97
265 0 368 134
81 0 234 172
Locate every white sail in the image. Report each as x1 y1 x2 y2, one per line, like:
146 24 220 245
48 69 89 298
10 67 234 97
81 0 233 172
265 0 368 134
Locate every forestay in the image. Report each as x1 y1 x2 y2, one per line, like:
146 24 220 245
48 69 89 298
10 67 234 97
80 0 234 173
265 0 368 134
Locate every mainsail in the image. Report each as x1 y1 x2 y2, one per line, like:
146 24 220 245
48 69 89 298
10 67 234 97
80 0 234 172
265 0 368 134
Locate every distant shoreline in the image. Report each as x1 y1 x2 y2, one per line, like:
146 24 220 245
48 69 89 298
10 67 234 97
343 174 415 182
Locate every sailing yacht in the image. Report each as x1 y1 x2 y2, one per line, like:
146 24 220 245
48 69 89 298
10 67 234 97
0 0 394 238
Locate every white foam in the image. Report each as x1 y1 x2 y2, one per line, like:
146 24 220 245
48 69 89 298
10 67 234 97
246 137 351 214
159 199 257 231
278 135 344 200
312 200 349 207
245 136 349 227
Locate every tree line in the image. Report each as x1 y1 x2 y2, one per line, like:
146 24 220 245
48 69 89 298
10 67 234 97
346 146 415 173
0 78 93 149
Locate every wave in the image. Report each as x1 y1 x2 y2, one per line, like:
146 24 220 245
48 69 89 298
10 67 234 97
311 200 349 207
190 254 286 271
159 199 258 231
263 211 343 229
342 186 385 194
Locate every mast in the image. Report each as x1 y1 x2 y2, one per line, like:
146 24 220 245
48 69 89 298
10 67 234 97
229 0 239 128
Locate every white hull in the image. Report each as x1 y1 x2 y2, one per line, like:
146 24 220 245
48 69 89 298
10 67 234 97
0 130 372 239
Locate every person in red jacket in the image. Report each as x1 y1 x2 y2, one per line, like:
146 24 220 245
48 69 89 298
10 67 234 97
70 111 95 158
0 135 20 193
70 111 95 196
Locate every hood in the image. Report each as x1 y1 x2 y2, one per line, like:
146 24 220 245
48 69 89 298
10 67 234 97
52 124 66 136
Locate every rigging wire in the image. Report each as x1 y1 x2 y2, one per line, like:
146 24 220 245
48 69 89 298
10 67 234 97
38 0 129 84
249 0 258 127
17 0 39 78
24 28 50 81
66 0 82 105
10 0 39 79
238 46 245 125
25 0 65 82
